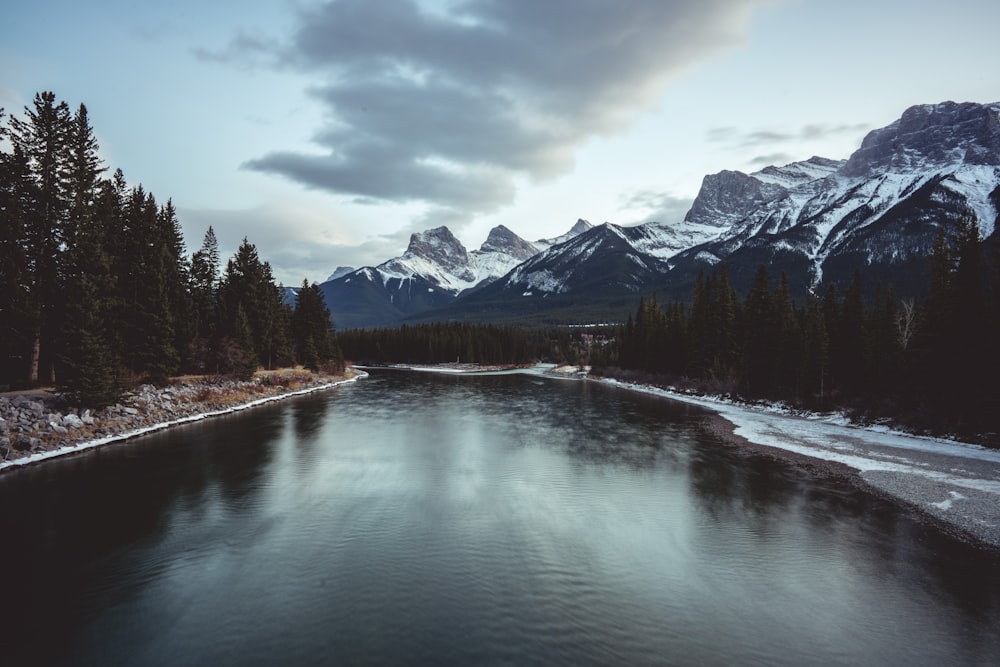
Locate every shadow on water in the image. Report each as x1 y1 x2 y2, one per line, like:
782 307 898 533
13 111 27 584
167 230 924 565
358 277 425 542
2 370 998 666
0 401 286 665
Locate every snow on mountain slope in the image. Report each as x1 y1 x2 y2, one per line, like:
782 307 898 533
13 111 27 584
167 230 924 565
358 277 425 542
679 102 1000 289
322 100 1000 326
534 219 593 250
632 220 729 264
325 266 355 282
469 225 541 286
501 223 671 295
378 226 478 292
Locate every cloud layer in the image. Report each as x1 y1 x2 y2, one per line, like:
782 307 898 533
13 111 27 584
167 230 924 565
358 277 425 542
232 0 770 214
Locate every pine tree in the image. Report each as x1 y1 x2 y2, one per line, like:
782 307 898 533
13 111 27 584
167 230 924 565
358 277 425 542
800 297 829 403
56 104 120 404
8 92 72 383
950 215 988 425
217 238 291 372
0 117 39 385
742 265 776 396
773 272 801 396
837 269 867 397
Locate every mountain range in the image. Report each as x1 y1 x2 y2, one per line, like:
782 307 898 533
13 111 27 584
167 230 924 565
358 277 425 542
312 101 1000 329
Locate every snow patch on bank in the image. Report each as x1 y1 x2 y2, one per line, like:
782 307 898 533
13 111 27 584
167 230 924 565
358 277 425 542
0 374 365 473
599 378 1000 547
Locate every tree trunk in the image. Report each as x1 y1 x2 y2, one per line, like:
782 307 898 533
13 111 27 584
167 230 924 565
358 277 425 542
29 333 40 384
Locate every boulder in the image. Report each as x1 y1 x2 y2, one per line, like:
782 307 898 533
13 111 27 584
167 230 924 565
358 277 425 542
63 413 84 429
14 434 40 451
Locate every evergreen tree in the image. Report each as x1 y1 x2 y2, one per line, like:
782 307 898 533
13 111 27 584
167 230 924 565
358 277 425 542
867 284 903 397
0 119 39 385
190 226 220 342
56 104 120 404
800 297 829 402
773 272 801 396
217 238 291 372
8 92 72 383
836 269 868 397
292 280 339 371
742 265 776 396
947 215 989 426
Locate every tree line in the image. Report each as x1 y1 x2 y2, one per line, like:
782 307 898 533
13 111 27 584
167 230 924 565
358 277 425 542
338 322 576 366
1 91 343 406
593 216 1000 441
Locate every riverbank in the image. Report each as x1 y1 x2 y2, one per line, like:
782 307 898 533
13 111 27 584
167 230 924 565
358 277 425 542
598 377 1000 552
0 368 364 473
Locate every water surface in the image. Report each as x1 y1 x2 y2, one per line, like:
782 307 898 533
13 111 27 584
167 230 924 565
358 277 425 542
3 370 998 666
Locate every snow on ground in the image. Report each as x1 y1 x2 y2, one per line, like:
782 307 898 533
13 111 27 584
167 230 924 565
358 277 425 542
0 374 365 474
601 379 1000 548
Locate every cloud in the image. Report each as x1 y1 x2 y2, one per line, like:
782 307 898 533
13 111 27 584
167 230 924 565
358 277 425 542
177 202 408 286
748 152 792 166
216 0 772 214
708 121 870 149
620 189 694 225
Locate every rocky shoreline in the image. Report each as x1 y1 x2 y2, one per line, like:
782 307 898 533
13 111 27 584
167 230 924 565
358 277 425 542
0 369 360 471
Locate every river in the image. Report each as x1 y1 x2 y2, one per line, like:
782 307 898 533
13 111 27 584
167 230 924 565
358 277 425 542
2 369 998 666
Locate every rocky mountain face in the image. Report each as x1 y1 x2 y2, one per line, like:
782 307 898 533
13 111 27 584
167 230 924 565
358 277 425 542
664 101 1000 296
321 101 1000 327
318 221 589 328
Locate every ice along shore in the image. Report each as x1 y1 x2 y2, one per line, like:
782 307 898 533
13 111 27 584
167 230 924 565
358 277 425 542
0 369 365 474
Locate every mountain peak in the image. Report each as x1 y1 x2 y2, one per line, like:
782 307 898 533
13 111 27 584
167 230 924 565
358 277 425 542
406 226 468 259
479 225 538 259
842 100 1000 178
325 266 355 282
683 170 784 228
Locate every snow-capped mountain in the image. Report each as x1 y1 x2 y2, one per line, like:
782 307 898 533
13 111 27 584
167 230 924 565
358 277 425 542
534 219 594 250
666 101 1000 295
378 226 479 293
471 225 542 285
318 221 589 328
496 223 672 295
325 266 355 282
322 100 1000 327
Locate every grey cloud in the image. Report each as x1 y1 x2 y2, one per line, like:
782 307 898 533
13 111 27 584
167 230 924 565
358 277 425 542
178 204 402 286
741 130 793 146
228 0 770 212
193 31 281 66
800 122 870 139
708 122 871 149
748 152 792 166
621 189 693 225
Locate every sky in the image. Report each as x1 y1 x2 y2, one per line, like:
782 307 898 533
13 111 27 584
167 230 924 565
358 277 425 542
2 0 998 286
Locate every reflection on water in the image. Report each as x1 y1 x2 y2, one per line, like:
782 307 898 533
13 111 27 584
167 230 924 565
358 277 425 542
2 370 998 666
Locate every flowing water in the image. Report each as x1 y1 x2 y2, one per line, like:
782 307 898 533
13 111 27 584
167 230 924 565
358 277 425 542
2 370 998 666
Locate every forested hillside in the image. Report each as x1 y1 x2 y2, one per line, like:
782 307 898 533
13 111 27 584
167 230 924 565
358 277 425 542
594 217 1000 441
0 92 342 406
